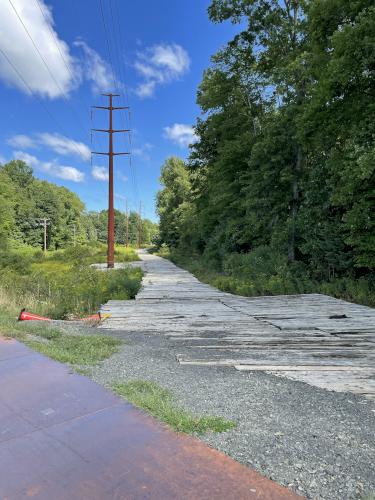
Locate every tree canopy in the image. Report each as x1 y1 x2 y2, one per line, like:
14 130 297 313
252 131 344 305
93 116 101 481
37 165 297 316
157 0 374 287
0 160 158 250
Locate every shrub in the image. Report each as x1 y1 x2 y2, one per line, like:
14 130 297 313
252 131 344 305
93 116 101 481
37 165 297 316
223 246 289 280
0 244 143 319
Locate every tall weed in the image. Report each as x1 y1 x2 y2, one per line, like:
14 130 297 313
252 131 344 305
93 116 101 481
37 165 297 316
165 246 375 306
0 244 143 319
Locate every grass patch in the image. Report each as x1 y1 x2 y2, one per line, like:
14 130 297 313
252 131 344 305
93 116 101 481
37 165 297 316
112 380 236 435
27 334 121 365
0 307 59 340
0 242 129 367
0 306 121 366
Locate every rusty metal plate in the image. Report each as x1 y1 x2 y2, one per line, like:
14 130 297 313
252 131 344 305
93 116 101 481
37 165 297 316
0 337 301 499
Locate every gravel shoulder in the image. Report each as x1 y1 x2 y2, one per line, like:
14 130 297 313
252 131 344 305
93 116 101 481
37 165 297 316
77 326 375 500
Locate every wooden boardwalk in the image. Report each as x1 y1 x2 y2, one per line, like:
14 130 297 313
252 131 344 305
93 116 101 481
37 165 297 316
101 251 375 399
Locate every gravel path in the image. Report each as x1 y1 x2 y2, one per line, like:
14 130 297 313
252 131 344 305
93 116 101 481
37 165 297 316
85 328 375 500
73 252 375 500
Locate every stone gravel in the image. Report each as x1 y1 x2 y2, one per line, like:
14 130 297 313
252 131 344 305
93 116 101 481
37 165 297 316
82 328 375 500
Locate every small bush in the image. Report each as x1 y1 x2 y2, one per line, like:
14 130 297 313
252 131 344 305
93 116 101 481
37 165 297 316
0 251 33 274
320 276 375 307
223 246 288 280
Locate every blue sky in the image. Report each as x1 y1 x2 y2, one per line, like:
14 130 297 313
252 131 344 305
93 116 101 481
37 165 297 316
0 0 238 221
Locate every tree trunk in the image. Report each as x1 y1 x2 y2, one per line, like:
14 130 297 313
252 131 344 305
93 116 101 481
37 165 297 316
288 145 302 262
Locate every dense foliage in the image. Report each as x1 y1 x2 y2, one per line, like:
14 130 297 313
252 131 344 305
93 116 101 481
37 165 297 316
0 242 142 319
156 1 375 304
0 159 151 319
0 159 158 249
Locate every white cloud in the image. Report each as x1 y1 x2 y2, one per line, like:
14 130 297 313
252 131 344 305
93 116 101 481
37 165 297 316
74 40 115 93
163 124 197 148
38 133 90 160
92 165 108 181
15 151 38 166
132 143 153 161
0 2 118 99
136 81 156 98
0 0 79 98
135 43 190 98
150 44 190 74
7 132 90 160
53 165 84 182
7 134 36 149
14 151 84 182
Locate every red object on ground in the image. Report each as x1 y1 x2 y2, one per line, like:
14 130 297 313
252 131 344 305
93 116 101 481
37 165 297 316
18 309 50 321
0 336 303 500
80 312 101 321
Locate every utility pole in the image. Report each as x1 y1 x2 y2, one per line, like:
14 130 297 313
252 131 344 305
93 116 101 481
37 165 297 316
125 198 129 248
138 201 142 249
91 93 130 268
36 218 50 253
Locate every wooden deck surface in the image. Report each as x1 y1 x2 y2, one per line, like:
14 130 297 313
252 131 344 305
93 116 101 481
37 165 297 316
101 251 375 399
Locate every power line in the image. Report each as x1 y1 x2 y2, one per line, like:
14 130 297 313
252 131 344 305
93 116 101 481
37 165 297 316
33 0 77 91
0 46 88 161
113 4 139 203
8 0 71 100
98 0 117 92
98 0 139 217
33 0 100 140
105 0 138 205
8 0 94 148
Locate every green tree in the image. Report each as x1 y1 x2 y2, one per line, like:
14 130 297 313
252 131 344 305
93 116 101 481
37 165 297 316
156 0 374 294
2 160 33 188
0 169 17 241
156 157 192 248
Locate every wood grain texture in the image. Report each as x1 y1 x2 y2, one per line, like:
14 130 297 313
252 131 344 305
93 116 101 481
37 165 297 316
101 251 375 399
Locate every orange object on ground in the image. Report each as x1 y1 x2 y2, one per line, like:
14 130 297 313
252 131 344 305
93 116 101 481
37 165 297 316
18 309 51 321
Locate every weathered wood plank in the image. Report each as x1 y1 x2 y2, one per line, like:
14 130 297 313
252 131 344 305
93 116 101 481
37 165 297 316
100 250 375 398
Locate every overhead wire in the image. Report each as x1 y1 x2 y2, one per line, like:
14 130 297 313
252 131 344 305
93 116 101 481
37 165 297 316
110 0 139 206
8 0 108 173
33 0 77 95
0 46 89 161
98 0 138 213
98 0 117 92
3 0 118 212
32 0 106 152
8 0 91 146
112 0 138 202
96 0 126 213
11 0 142 216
